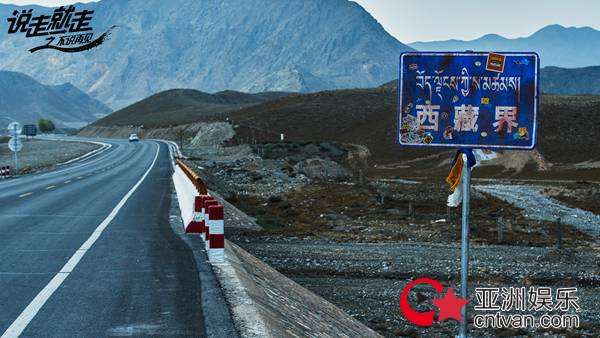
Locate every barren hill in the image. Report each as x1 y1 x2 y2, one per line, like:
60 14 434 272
225 90 600 179
92 89 291 128
87 85 600 179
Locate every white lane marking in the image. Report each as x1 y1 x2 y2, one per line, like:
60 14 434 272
36 138 141 182
39 144 113 177
1 143 160 338
18 193 33 199
56 142 112 166
45 186 55 190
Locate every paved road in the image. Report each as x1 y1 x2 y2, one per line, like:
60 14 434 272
0 139 211 337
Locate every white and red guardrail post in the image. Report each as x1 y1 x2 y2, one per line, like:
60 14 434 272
1 166 10 179
203 200 218 247
207 205 225 263
198 196 214 240
185 196 205 233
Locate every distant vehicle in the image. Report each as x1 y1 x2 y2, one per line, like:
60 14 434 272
128 133 140 142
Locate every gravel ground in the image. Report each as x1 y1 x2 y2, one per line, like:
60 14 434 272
475 185 600 236
0 138 101 174
232 238 600 337
223 177 599 337
540 182 600 215
190 142 599 337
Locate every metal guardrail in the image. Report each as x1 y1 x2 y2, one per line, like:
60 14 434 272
175 159 208 195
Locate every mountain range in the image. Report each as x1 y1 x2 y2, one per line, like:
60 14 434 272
409 25 600 68
0 0 412 109
0 71 111 128
1 1 599 112
541 66 600 95
381 65 600 96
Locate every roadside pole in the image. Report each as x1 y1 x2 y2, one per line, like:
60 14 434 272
459 153 471 338
13 124 19 175
8 122 22 176
14 149 18 175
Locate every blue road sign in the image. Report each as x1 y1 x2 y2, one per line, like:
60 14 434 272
398 52 539 150
23 124 37 137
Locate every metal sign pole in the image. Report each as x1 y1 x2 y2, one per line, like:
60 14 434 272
14 151 18 175
13 124 19 175
459 153 471 338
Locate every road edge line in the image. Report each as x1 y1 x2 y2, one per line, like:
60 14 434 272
56 141 112 166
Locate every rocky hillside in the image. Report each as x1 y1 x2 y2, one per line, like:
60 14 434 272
0 0 413 109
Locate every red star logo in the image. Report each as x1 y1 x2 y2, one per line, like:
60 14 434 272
431 287 469 322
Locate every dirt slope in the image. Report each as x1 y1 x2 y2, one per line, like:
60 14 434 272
91 89 291 128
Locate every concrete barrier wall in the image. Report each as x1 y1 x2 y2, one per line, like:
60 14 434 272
171 159 226 263
172 165 197 228
214 241 382 338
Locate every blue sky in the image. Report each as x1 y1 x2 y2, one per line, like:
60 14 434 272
2 0 599 43
353 0 600 42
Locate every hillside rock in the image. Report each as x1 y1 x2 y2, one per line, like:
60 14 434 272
189 122 235 147
294 158 351 179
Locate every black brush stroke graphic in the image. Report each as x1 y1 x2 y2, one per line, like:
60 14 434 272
29 25 117 53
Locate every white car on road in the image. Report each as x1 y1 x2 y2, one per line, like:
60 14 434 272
128 133 140 142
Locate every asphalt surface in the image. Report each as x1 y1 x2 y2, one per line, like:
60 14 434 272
0 139 216 337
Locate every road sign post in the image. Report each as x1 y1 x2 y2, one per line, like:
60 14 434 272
7 122 22 175
14 147 18 175
398 52 539 337
459 155 470 338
